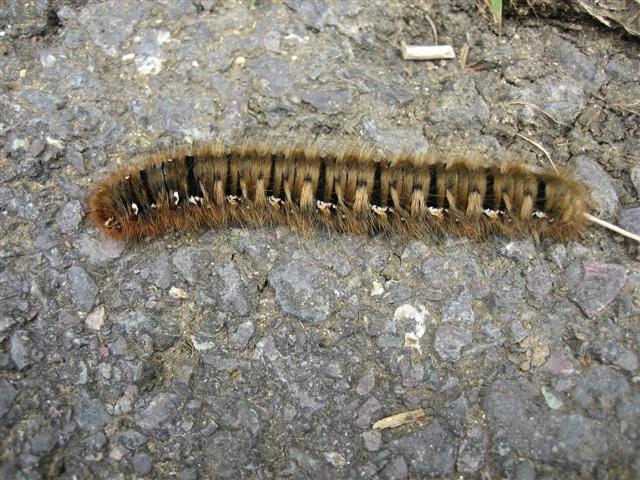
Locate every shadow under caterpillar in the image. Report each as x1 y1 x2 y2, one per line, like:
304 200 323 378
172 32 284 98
88 142 590 242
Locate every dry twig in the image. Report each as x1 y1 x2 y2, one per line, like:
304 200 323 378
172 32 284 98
372 409 428 430
504 101 569 127
401 43 455 60
515 132 558 172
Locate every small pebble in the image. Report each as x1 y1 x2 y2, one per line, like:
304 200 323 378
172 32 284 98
85 306 105 331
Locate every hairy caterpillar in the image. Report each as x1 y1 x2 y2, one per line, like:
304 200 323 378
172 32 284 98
88 142 591 242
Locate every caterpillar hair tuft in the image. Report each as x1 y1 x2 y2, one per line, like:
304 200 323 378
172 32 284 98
88 141 590 242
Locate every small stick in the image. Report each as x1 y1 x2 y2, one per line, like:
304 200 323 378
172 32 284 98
585 213 640 243
459 43 470 70
424 13 439 45
591 145 640 162
401 43 455 61
372 408 428 430
591 92 640 118
515 132 558 172
505 101 568 127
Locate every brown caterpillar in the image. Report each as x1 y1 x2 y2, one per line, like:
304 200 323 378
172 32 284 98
88 142 590 242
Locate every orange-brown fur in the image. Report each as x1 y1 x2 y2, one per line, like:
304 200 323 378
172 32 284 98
87 142 590 242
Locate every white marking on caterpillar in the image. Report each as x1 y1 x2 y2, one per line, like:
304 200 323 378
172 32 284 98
269 196 284 208
316 200 335 208
371 205 390 213
188 196 202 205
371 205 392 218
533 211 547 219
483 208 502 220
316 200 337 215
104 217 114 228
226 195 241 205
151 203 157 209
131 203 139 216
173 191 180 205
428 207 445 220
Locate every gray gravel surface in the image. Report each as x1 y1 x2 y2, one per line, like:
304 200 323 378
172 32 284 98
1 1 639 479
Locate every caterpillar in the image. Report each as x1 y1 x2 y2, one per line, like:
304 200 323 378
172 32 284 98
88 142 591 242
